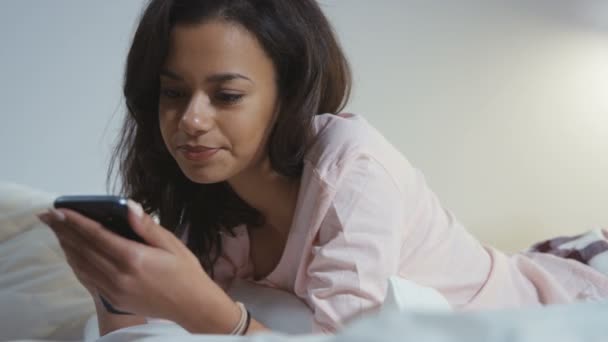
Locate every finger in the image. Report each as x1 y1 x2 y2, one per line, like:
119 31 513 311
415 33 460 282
40 209 74 237
42 213 112 271
57 227 136 297
37 211 52 226
58 229 137 302
126 199 182 252
55 224 122 277
57 208 172 279
56 208 144 264
49 217 125 292
38 210 65 232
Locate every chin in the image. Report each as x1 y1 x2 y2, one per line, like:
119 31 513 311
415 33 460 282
183 170 228 184
170 154 228 184
173 162 226 184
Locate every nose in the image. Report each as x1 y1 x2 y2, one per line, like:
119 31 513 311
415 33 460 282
178 91 214 136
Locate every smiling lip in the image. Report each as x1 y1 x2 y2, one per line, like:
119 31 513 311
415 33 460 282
178 145 220 162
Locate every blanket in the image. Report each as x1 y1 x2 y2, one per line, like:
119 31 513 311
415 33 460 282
529 228 608 276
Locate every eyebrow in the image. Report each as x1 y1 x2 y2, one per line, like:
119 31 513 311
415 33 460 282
160 69 253 84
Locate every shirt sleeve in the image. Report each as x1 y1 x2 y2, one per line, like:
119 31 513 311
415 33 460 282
305 155 405 332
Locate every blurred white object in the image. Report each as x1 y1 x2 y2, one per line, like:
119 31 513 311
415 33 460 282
0 182 95 341
381 276 452 314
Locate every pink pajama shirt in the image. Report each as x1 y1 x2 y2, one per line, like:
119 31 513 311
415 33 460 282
212 113 608 332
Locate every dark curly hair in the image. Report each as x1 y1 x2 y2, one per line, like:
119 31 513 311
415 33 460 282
108 0 351 274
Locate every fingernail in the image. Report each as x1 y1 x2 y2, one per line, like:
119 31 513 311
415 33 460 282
50 209 66 222
38 212 51 225
127 199 144 219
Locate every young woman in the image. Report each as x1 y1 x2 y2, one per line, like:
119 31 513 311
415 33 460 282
38 0 608 336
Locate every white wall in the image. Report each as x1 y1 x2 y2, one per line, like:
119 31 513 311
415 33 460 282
1 1 607 251
0 0 146 193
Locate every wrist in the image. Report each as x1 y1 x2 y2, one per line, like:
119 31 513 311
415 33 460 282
174 287 241 334
95 305 146 336
229 302 251 335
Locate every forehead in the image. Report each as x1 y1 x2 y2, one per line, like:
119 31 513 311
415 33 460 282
164 20 272 76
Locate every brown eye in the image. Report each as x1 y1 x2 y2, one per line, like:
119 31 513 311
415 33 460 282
160 88 186 99
215 92 244 104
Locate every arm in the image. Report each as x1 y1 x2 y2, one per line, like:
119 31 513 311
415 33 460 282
91 279 269 336
305 152 494 330
173 287 270 335
39 205 269 336
304 156 405 332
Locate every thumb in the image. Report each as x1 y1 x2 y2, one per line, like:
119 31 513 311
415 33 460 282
126 199 176 251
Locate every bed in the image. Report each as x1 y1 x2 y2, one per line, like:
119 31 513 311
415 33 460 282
1 182 607 342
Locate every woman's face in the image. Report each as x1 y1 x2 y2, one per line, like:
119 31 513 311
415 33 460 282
158 20 278 184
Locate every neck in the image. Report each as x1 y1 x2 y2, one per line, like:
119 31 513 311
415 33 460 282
227 158 299 234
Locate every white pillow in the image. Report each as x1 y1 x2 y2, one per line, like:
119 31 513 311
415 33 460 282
0 182 96 341
87 278 315 341
91 277 451 341
227 278 314 334
0 182 55 242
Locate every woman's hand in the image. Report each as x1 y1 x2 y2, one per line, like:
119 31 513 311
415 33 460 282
37 200 243 334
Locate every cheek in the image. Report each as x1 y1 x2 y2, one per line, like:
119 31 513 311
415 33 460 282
233 91 278 151
223 113 273 158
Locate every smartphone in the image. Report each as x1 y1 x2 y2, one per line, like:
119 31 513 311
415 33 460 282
53 195 144 244
53 195 144 315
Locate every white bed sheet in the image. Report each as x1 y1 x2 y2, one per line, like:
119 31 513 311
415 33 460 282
93 300 608 342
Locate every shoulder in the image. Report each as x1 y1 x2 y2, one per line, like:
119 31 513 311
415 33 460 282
306 113 380 176
311 112 371 137
304 113 413 189
308 113 377 159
